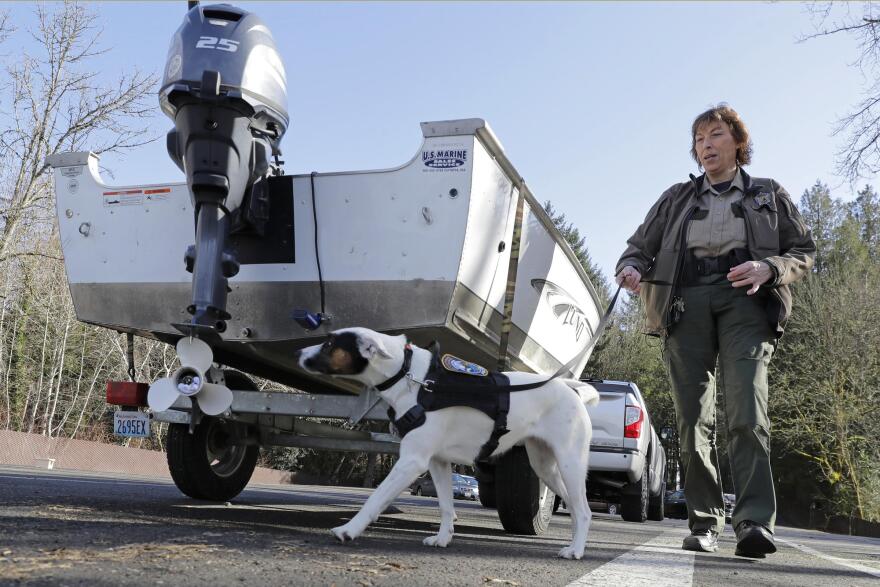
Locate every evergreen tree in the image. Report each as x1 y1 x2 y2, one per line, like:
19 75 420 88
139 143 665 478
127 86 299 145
773 182 880 523
542 201 611 304
798 181 839 274
853 184 880 262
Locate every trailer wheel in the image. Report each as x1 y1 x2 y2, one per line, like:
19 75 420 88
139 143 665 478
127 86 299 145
166 370 259 501
648 478 666 521
167 417 259 501
494 447 554 535
620 470 649 523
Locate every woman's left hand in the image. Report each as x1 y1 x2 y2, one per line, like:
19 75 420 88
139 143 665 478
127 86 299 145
727 261 773 295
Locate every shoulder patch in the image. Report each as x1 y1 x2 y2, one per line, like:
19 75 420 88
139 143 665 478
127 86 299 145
440 354 489 377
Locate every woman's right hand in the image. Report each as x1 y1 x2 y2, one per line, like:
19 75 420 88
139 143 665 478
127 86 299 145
616 266 642 294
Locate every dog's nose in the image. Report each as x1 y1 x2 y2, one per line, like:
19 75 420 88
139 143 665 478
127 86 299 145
297 350 320 370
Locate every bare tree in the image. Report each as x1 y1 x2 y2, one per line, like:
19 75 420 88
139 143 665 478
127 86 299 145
0 2 165 449
0 1 158 264
804 3 880 182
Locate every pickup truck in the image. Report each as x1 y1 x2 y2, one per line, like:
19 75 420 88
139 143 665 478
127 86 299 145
583 379 667 522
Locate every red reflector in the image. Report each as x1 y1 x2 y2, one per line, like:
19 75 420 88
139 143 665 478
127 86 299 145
106 381 149 406
624 405 644 439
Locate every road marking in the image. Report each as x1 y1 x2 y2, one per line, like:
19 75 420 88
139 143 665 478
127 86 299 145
566 531 694 586
0 472 170 488
777 538 880 578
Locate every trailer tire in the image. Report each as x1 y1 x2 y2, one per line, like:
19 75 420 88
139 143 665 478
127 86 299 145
620 470 649 523
648 478 666 521
494 447 554 535
166 370 259 502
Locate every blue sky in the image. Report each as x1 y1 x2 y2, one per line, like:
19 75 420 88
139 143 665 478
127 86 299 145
7 1 873 282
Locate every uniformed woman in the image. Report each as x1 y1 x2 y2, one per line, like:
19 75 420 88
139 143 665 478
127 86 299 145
614 104 815 558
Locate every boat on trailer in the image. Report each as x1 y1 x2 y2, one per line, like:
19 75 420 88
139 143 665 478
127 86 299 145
49 118 603 394
48 2 603 535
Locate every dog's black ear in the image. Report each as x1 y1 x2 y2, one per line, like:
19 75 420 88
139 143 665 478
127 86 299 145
356 332 393 360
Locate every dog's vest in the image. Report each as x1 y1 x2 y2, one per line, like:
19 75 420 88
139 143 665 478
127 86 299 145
387 344 512 466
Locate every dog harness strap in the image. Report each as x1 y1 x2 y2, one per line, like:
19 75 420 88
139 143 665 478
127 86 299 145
390 404 426 438
475 389 510 465
497 389 510 429
375 345 413 391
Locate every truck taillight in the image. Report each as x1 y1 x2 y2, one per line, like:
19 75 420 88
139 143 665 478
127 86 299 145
106 381 149 407
624 405 643 438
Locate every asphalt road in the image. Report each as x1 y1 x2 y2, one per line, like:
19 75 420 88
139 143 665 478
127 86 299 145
0 466 878 587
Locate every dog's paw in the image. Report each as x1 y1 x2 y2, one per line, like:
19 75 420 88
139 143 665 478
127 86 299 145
557 545 584 560
331 525 358 543
423 533 452 548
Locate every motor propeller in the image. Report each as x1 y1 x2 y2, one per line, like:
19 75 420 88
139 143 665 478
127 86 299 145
147 337 233 416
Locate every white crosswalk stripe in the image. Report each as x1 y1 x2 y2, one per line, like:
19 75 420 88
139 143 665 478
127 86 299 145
566 530 695 587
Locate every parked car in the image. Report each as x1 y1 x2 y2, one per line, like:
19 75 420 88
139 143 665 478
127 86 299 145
663 490 736 522
582 379 667 523
411 473 480 500
487 379 667 522
664 489 687 519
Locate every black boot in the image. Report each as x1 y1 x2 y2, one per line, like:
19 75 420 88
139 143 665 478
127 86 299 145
735 520 776 558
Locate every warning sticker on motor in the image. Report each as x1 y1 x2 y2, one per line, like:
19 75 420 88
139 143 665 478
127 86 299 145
103 189 143 207
144 187 171 202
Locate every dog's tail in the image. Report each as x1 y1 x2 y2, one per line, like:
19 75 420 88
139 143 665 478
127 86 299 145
562 379 600 407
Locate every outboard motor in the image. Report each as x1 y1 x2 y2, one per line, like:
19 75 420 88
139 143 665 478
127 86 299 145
148 2 288 417
160 2 288 337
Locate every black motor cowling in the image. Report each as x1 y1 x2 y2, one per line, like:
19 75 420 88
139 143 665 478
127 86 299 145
159 3 288 334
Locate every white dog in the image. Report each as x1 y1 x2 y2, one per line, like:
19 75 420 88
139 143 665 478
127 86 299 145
297 327 598 559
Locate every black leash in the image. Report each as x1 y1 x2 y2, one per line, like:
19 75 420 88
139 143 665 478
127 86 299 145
496 284 622 392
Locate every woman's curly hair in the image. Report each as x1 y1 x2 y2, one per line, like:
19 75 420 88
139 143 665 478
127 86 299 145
690 104 753 167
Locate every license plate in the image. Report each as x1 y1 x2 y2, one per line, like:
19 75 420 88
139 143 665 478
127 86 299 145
113 410 150 438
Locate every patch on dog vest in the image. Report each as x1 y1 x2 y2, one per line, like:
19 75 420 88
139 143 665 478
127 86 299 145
440 354 488 377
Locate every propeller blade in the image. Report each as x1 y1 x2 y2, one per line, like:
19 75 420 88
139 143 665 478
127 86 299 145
197 383 233 416
176 337 213 373
148 377 189 412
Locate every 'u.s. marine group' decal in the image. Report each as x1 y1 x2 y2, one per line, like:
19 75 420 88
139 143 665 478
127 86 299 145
422 149 468 169
441 354 489 377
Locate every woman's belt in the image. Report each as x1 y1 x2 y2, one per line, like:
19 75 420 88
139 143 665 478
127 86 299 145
682 248 749 284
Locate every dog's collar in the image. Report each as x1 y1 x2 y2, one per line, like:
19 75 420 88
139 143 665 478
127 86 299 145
375 344 413 391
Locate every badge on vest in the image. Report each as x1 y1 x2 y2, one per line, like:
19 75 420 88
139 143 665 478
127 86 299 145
753 192 773 209
441 354 489 377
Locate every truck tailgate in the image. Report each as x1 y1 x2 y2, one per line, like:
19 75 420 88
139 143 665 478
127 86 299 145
586 384 627 449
